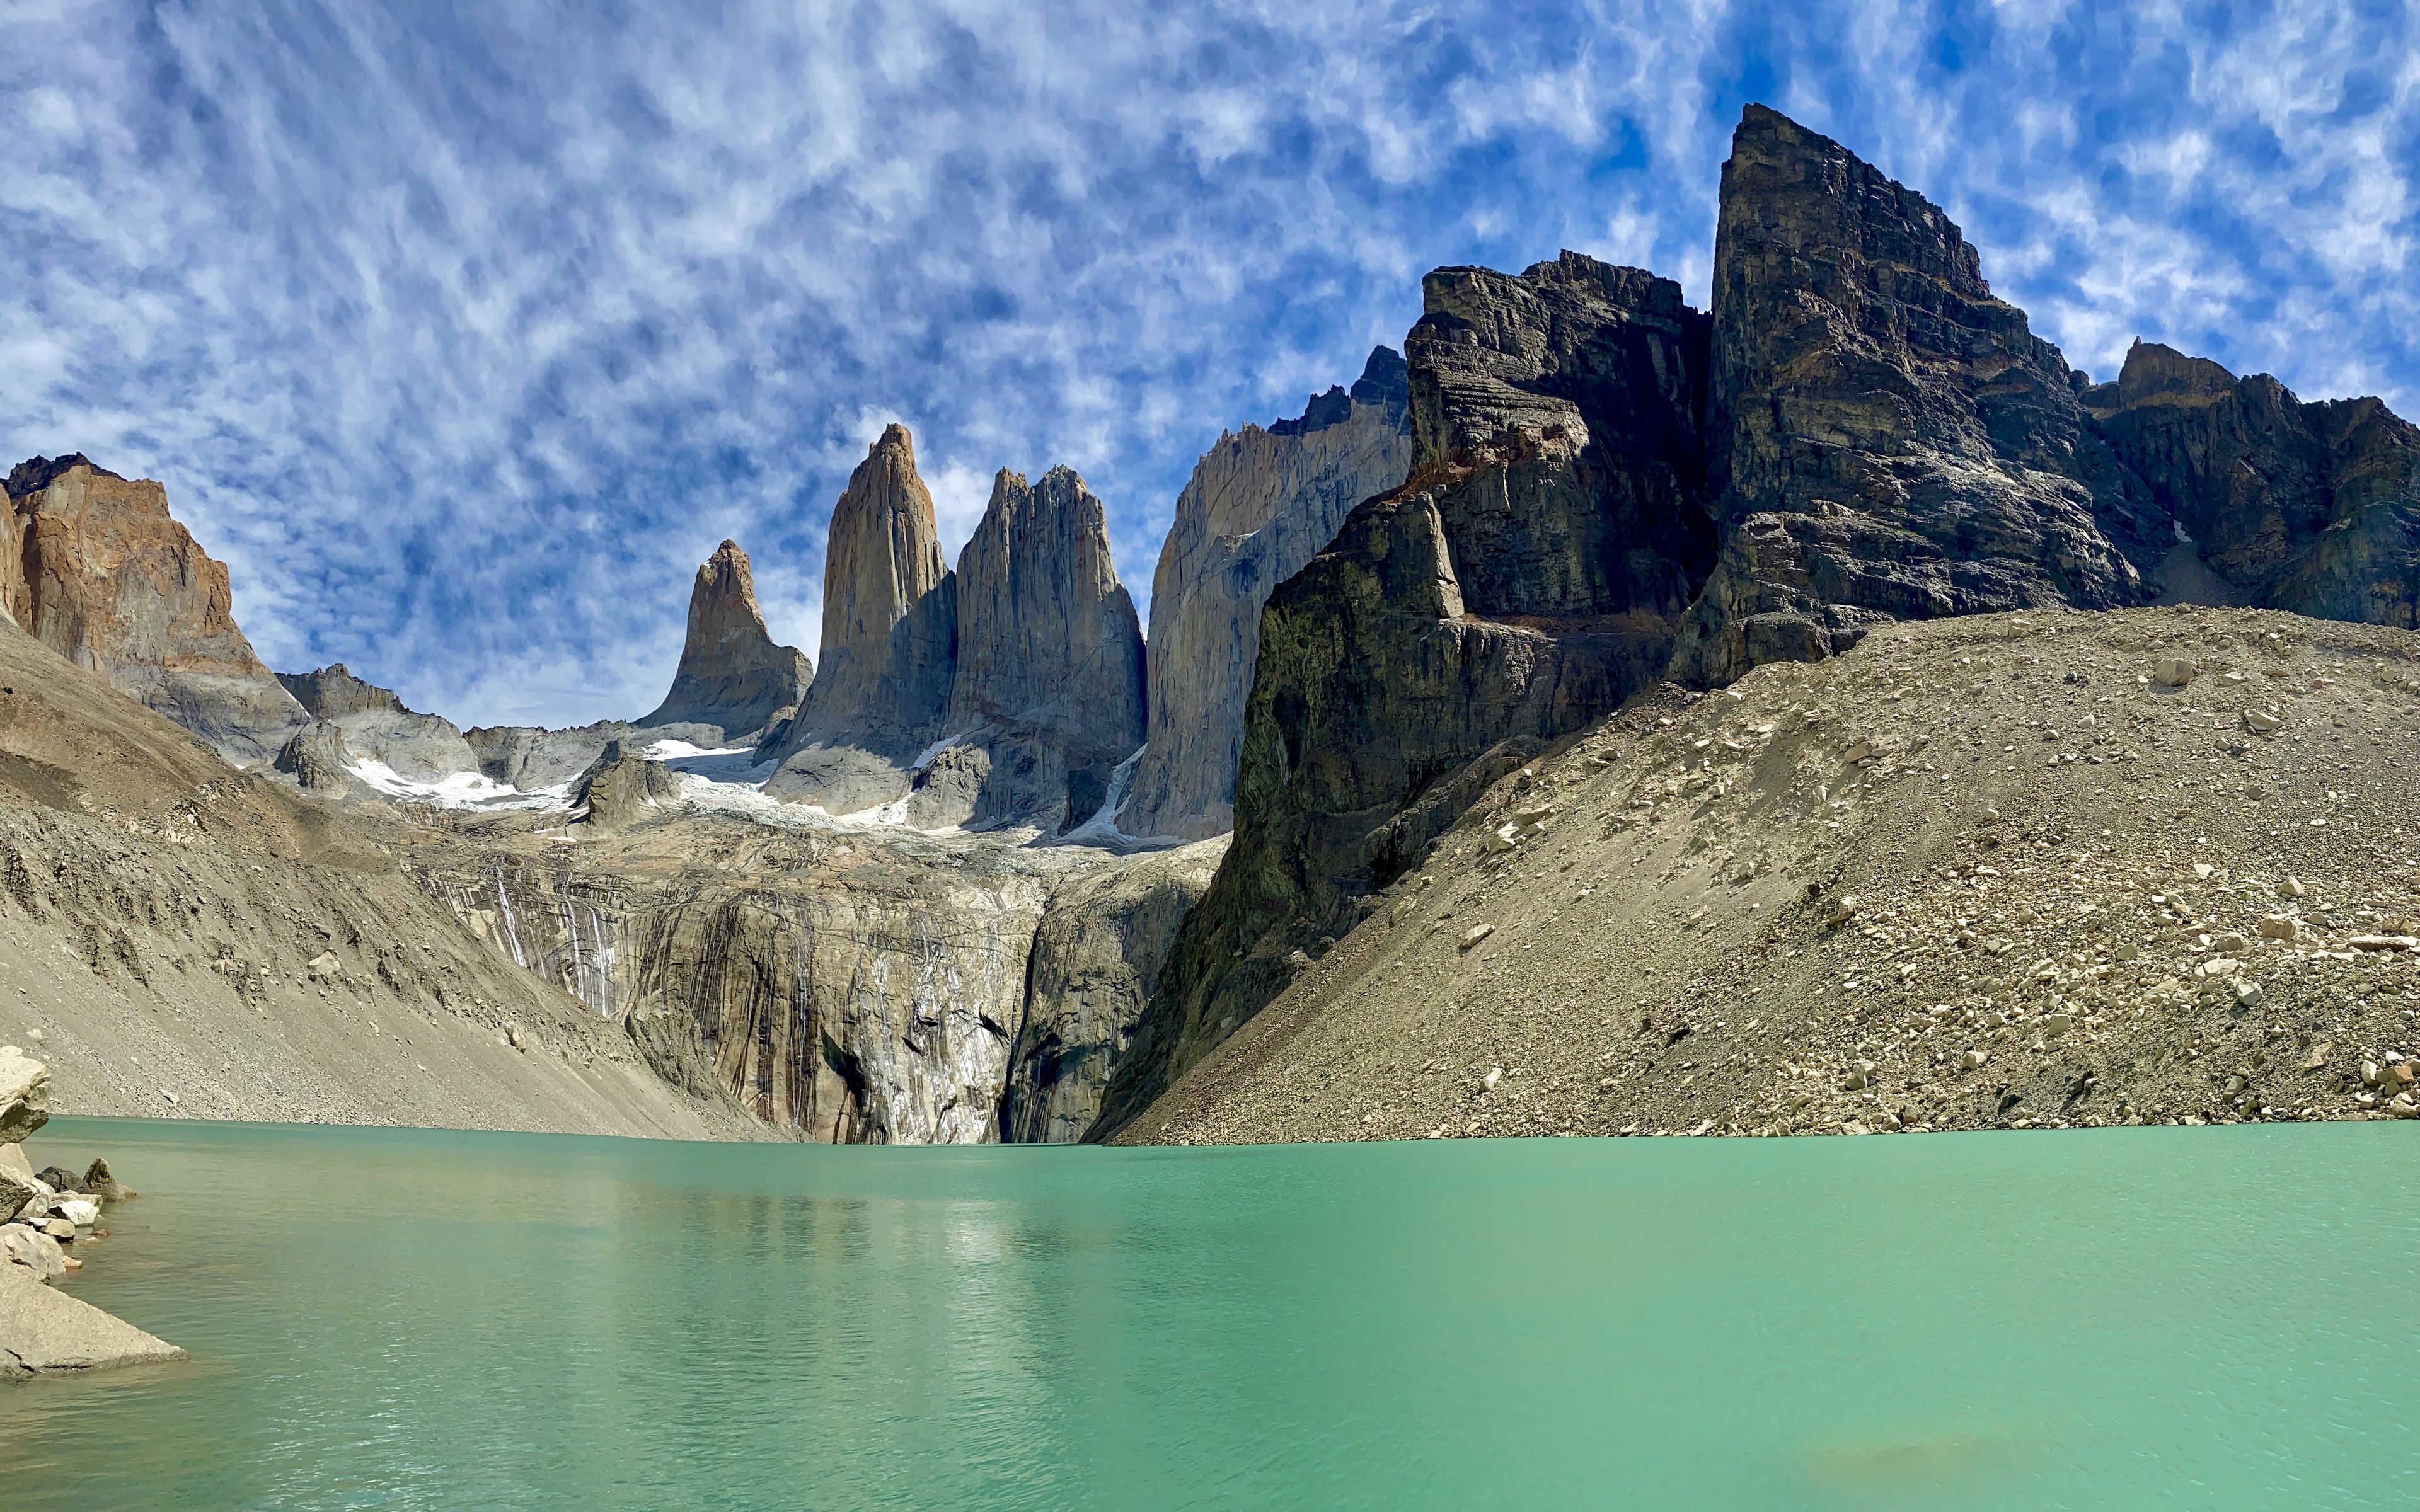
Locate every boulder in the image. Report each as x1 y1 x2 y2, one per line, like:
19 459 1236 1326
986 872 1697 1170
33 1166 81 1194
0 1048 50 1143
0 1223 65 1285
82 1158 135 1203
1121 348 1413 839
0 1265 186 1376
639 539 814 745
4 455 308 763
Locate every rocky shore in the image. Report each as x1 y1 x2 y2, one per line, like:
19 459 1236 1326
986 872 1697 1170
1 1045 184 1378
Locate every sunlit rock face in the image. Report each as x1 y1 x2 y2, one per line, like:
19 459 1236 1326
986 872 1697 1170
762 423 958 813
1119 347 1412 841
640 539 813 746
278 663 480 782
4 455 305 764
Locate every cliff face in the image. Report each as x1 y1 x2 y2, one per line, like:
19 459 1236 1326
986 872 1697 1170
763 425 957 811
928 466 1147 828
641 539 814 744
279 663 480 783
1096 253 1715 1135
413 818 1221 1142
1119 347 1413 840
5 457 305 764
2086 341 2420 625
1668 104 2153 685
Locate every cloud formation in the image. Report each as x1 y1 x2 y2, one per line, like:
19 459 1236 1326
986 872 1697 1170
4 0 2414 726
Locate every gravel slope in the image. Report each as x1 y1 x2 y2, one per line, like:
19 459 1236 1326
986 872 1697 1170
1120 606 2420 1143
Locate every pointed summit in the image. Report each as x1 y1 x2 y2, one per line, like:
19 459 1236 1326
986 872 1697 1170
1667 103 2153 684
642 538 814 745
761 423 958 808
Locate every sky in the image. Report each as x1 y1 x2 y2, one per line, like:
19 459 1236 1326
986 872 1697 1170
4 1 2417 728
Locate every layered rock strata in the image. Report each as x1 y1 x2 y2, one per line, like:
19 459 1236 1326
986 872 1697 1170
2085 341 2420 624
763 425 957 811
1098 253 1714 1135
1119 347 1413 840
640 539 814 744
1666 104 2154 684
5 456 304 764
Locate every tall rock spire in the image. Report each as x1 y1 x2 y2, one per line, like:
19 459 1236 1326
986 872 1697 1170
762 423 958 810
948 465 1144 760
642 539 813 744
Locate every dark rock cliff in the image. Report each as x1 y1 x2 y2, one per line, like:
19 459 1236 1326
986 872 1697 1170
1096 253 1714 1135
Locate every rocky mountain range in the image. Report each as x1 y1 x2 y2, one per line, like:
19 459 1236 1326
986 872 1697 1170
1090 103 2420 1137
8 103 2417 1149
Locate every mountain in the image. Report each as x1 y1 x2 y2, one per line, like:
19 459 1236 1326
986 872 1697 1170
1097 254 1715 1134
2085 341 2420 622
1119 347 1414 840
4 455 305 764
278 663 480 782
640 539 814 746
1098 103 2420 1140
761 424 959 812
1114 606 2420 1142
0 612 758 1138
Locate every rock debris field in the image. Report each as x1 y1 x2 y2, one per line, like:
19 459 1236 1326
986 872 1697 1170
1121 607 2420 1144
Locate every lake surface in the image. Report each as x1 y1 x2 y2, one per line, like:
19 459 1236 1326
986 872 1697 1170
4 1117 2415 1509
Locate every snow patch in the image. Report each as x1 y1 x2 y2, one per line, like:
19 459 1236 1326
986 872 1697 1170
345 759 572 812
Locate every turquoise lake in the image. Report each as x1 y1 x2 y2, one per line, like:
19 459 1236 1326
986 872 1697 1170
3 1116 2415 1508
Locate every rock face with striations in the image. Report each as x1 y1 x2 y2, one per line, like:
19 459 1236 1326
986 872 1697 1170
2084 341 2420 624
640 539 813 745
1119 347 1413 840
1666 104 2153 684
1097 253 1716 1136
928 466 1147 829
4 455 305 764
278 663 480 783
763 425 957 812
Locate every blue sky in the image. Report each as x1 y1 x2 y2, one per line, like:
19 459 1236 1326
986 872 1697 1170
4 1 2416 728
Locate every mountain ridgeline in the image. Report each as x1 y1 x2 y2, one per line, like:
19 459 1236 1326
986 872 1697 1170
1088 103 2420 1137
9 105 2419 1149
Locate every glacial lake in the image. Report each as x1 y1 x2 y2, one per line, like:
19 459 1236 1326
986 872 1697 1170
4 1117 2415 1509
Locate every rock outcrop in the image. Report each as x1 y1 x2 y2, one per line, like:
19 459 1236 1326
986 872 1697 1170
1097 253 1714 1136
930 466 1147 828
640 539 814 745
2085 341 2420 624
1666 104 2153 684
5 455 305 763
1 1266 188 1377
279 663 480 782
272 719 372 799
464 722 639 791
763 425 957 811
573 740 679 830
1119 347 1413 840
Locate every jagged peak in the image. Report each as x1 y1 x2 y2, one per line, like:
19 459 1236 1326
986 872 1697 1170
8 454 124 499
